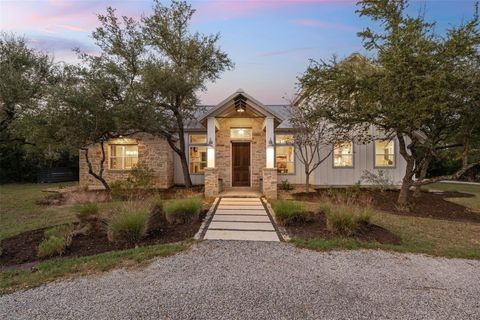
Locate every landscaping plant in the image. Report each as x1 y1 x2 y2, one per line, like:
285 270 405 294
271 200 310 225
164 198 202 224
322 202 372 236
37 224 75 258
107 203 150 244
280 179 293 191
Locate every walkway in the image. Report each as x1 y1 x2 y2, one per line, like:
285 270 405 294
204 197 280 242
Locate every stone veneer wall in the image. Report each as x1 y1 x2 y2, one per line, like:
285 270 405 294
262 168 278 199
215 117 266 189
79 133 174 189
204 167 219 197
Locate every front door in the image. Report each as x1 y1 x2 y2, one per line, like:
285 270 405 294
232 142 250 186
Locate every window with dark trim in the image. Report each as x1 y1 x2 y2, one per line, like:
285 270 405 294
374 140 395 167
189 134 207 174
333 141 354 167
275 134 295 174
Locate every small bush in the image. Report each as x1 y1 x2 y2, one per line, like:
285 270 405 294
107 204 149 243
38 236 67 258
279 179 293 191
324 204 373 236
164 198 202 224
110 180 129 200
147 195 167 231
272 200 310 225
360 170 394 192
126 165 156 189
44 224 74 240
74 203 99 221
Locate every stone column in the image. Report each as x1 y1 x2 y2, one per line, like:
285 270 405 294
262 168 278 199
204 167 219 197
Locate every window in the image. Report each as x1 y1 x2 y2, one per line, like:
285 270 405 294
189 135 207 144
375 140 395 167
276 134 295 174
189 134 207 174
230 128 252 140
110 145 138 170
333 141 354 167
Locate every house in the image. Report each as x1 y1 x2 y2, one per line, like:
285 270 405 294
79 89 407 198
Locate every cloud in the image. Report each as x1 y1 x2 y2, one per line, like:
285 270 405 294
258 47 318 57
58 24 88 32
28 34 95 53
293 18 358 32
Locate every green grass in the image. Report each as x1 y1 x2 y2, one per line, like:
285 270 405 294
164 198 202 224
0 183 78 240
423 182 480 211
0 241 191 294
270 200 309 225
292 203 480 259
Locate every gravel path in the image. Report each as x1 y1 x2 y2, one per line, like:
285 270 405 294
1 241 479 320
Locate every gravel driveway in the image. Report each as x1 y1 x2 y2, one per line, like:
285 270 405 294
1 241 479 320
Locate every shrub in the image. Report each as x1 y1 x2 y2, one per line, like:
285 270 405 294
164 198 202 224
44 224 74 240
107 203 149 243
110 180 129 200
272 200 310 225
279 179 293 191
147 195 167 231
74 203 99 221
38 236 67 258
360 170 394 192
324 204 373 236
126 165 156 189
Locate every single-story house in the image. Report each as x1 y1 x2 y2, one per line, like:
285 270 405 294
79 89 407 198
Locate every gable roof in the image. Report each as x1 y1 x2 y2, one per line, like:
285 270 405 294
197 89 285 127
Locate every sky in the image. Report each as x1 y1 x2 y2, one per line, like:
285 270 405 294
0 0 477 104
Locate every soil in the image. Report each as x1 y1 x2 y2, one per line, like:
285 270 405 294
284 212 401 245
0 210 206 269
292 189 480 223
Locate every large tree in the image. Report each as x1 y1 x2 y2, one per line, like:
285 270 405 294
79 0 233 188
298 0 480 209
0 33 55 136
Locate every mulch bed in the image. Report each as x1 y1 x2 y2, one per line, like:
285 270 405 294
285 212 401 245
293 189 480 223
0 210 206 269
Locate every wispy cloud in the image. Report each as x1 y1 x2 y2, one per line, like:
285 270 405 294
28 34 95 53
58 24 88 32
258 47 318 57
293 18 358 32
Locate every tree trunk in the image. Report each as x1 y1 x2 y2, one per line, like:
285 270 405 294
305 171 310 193
83 146 111 191
413 157 430 198
396 133 415 210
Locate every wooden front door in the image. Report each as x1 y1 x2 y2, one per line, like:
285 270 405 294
232 142 251 186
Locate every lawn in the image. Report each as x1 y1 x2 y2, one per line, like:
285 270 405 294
0 182 202 294
289 183 480 259
423 182 480 211
0 183 78 240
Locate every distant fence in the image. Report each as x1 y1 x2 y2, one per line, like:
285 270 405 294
37 167 79 183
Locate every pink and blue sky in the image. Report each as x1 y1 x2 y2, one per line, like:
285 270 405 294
0 0 477 104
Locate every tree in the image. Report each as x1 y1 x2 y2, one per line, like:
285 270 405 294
0 33 54 136
290 99 351 193
298 0 480 209
80 0 233 188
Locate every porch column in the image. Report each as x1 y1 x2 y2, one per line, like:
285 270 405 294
265 117 275 168
263 117 277 199
205 117 219 197
207 117 216 168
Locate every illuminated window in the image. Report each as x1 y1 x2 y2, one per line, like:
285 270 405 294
276 134 295 174
230 128 252 140
189 135 207 144
333 141 353 167
275 134 294 144
189 134 207 174
375 140 395 167
110 145 138 170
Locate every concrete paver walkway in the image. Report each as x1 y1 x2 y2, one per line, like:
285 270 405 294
204 198 280 242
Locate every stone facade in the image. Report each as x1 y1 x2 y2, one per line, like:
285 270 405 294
262 168 278 199
79 133 174 189
204 167 219 197
215 117 266 189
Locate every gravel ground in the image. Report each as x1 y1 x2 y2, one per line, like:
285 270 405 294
1 241 479 320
